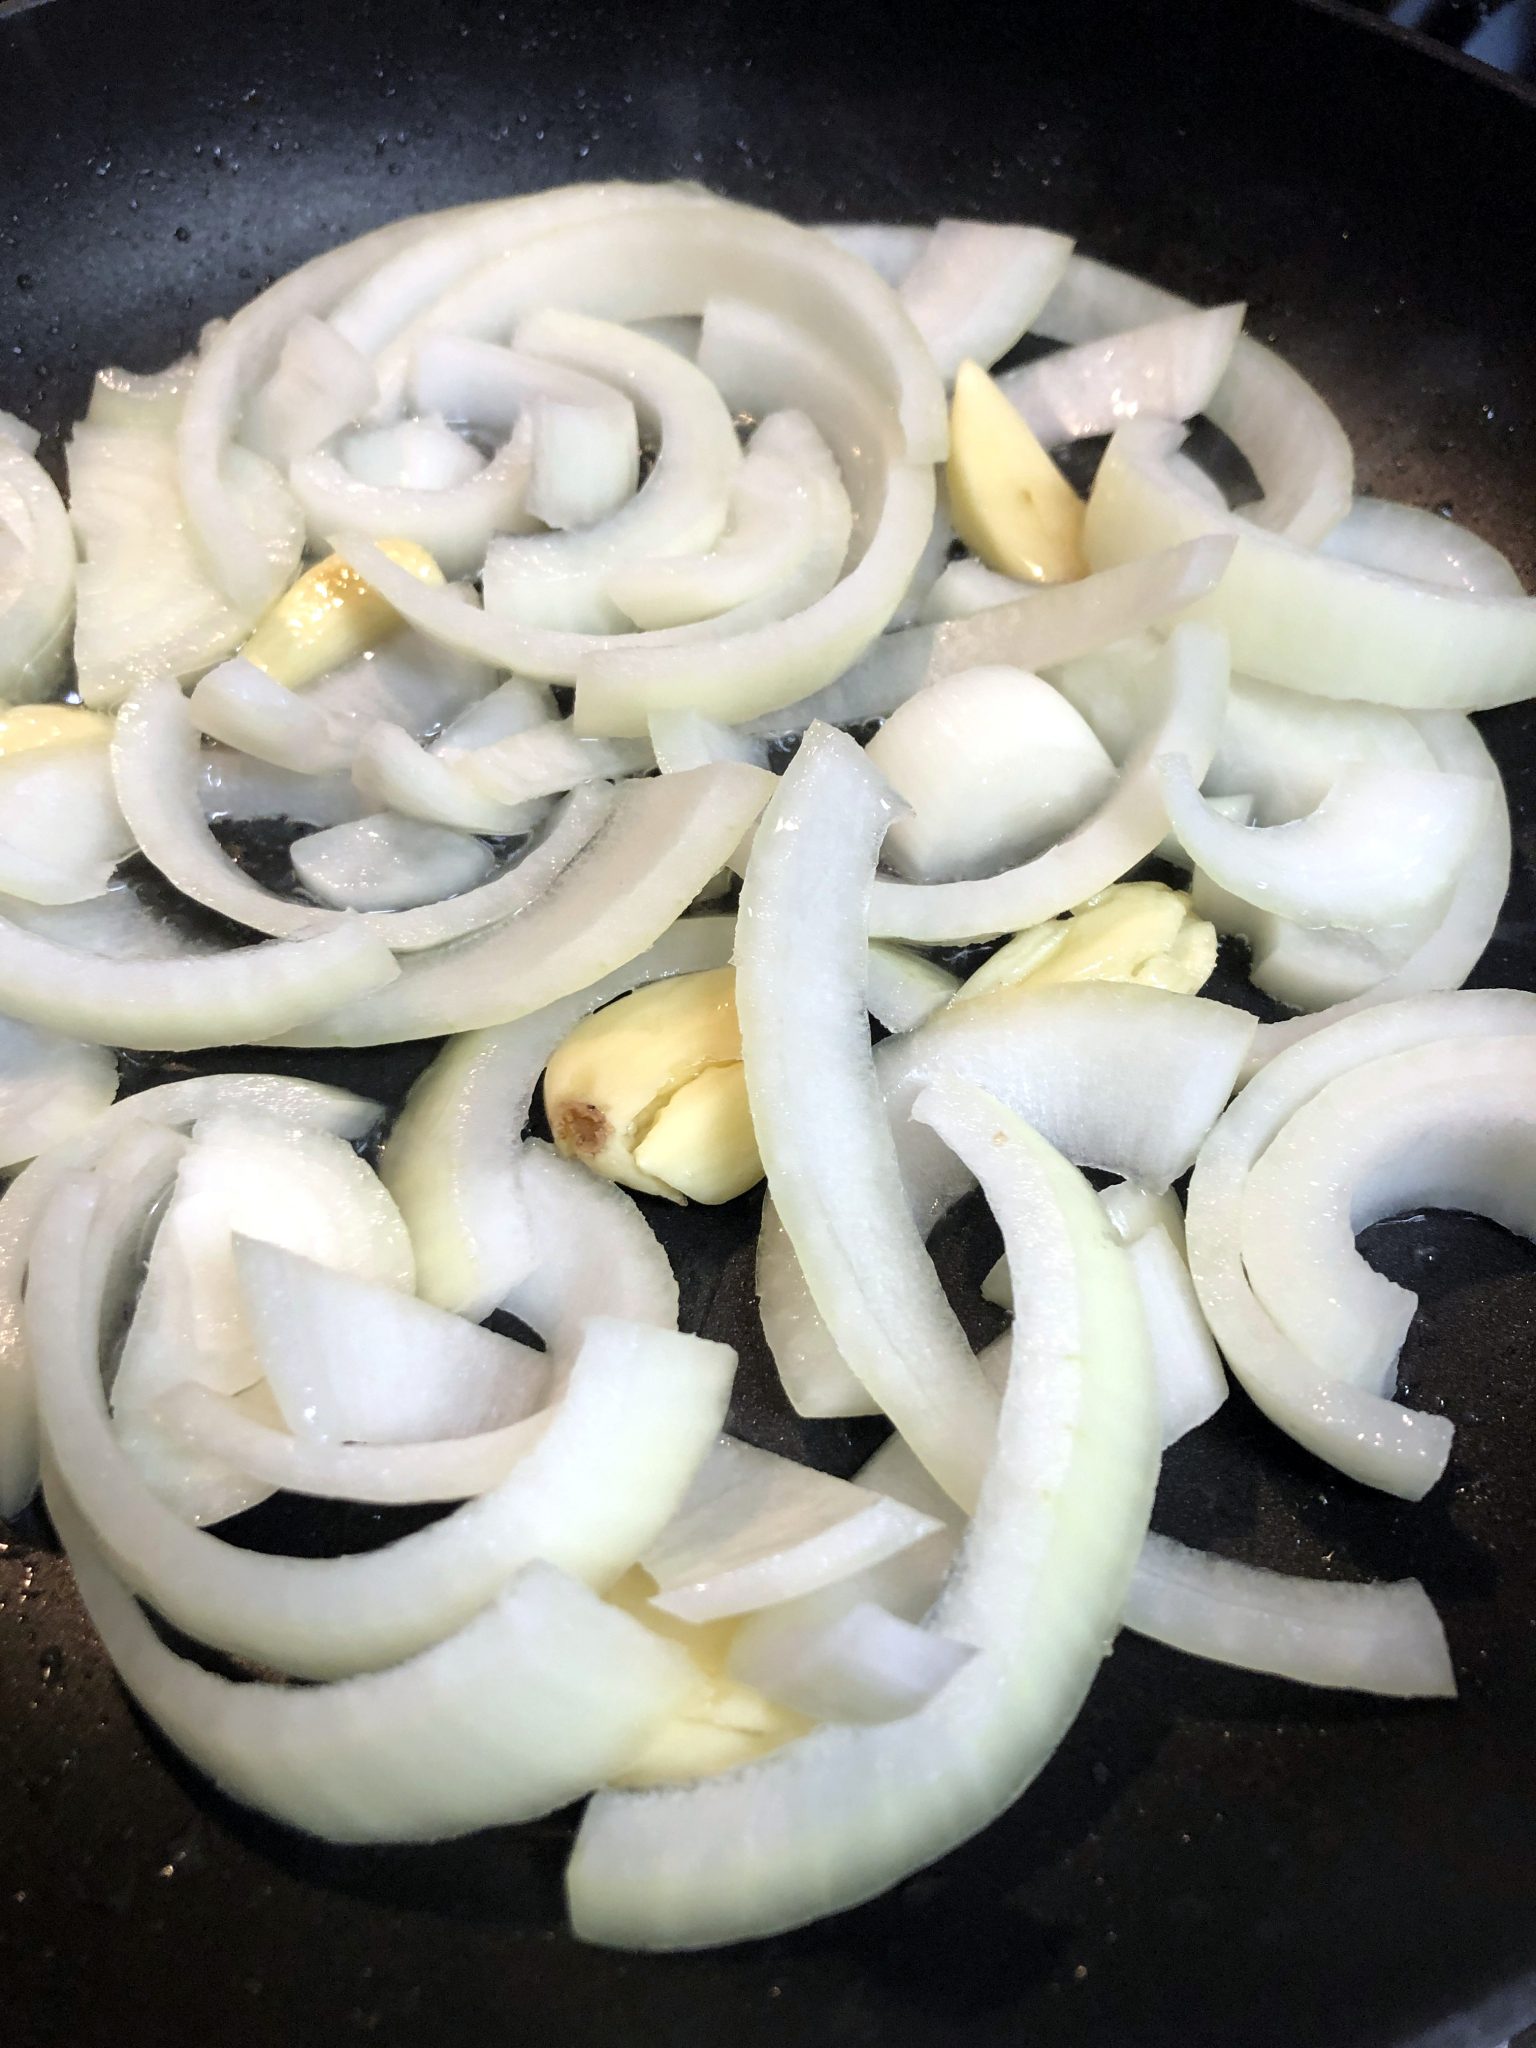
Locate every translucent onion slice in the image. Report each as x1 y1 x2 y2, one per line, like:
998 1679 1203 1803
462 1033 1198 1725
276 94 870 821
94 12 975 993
919 557 1031 621
235 1237 546 1445
567 1077 1159 1950
896 220 1073 381
290 813 493 912
0 427 75 701
190 656 350 775
352 721 546 836
1157 754 1488 932
1203 671 1436 827
32 1149 734 1680
341 415 486 491
726 1600 975 1724
816 222 930 287
1185 989 1536 1496
301 623 497 753
0 1071 378 1519
0 1015 117 1174
1086 418 1536 709
641 1438 944 1623
734 725 995 1506
379 915 734 1314
52 1485 694 1845
864 942 959 1033
85 360 195 434
1125 1534 1456 1697
998 303 1244 445
460 722 653 807
201 748 369 830
867 619 1229 943
280 763 771 1045
1241 1036 1536 1389
1319 496 1524 597
0 740 135 906
647 711 767 774
241 314 378 464
290 435 534 580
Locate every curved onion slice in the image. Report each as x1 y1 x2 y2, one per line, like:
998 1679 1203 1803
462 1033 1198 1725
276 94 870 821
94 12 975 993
380 915 734 1315
290 435 534 580
607 412 852 631
0 427 75 701
341 415 485 491
190 656 350 775
85 361 195 433
1241 1036 1536 1388
999 303 1244 445
280 763 770 1045
0 1016 117 1173
896 221 1073 381
735 725 994 1505
201 748 369 830
865 942 959 1034
51 1486 693 1845
1319 496 1524 597
1125 1534 1456 1697
816 222 930 287
1185 990 1536 1496
290 813 493 911
32 1149 734 1680
0 740 135 906
567 1077 1159 1950
1203 671 1436 826
647 711 767 774
242 315 378 465
460 723 653 807
352 721 545 836
1086 418 1536 709
0 1071 378 1519
1157 753 1488 932
727 1599 975 1725
640 1438 944 1624
867 620 1229 943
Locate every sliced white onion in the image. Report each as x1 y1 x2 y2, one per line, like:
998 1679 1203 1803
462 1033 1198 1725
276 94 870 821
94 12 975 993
1157 753 1488 932
0 427 75 702
1125 1534 1456 1697
352 720 545 835
459 722 653 807
641 1437 944 1624
1203 671 1436 827
0 409 39 453
867 620 1229 942
290 812 490 911
999 302 1244 445
291 435 534 580
52 1485 693 1845
919 557 1032 621
647 710 767 774
190 656 350 775
302 622 497 752
0 740 135 906
816 222 930 288
1319 496 1524 597
0 1016 117 1174
727 1599 975 1724
567 1075 1159 1950
754 1199 879 1420
1100 1178 1187 1256
1086 418 1536 709
379 915 733 1315
281 762 770 1045
340 415 485 491
735 725 995 1505
864 942 959 1033
866 666 1116 885
1123 1226 1228 1445
897 220 1073 381
1185 989 1536 1496
201 748 369 829
86 360 195 434
242 315 378 465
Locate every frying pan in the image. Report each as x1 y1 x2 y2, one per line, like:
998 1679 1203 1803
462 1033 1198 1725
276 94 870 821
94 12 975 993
1 0 1535 2041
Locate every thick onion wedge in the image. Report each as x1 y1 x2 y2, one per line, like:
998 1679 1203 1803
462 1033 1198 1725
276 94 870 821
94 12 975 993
380 916 734 1315
867 620 1229 943
897 221 1073 381
1125 1534 1456 1698
999 303 1244 445
567 1078 1159 1950
1086 419 1536 709
52 1487 694 1845
734 725 994 1505
280 763 770 1046
1186 990 1536 1496
0 427 75 701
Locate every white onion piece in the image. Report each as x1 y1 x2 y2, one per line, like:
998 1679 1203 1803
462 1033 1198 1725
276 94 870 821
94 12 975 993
1242 1037 1536 1390
754 1199 879 1420
1320 496 1524 597
190 656 350 775
867 666 1116 885
641 1438 944 1624
481 311 741 633
999 303 1244 445
379 916 734 1315
289 812 490 911
865 942 959 1034
341 415 484 491
868 620 1229 942
1186 990 1536 1496
242 315 378 465
0 741 135 905
607 412 851 631
436 674 558 752
919 557 1032 621
1203 672 1436 826
52 1487 693 1845
0 1071 378 1518
32 1146 733 1679
460 722 653 807
85 361 195 433
235 1237 545 1446
1100 1178 1187 1255
897 220 1073 381
1248 713 1512 1066
1086 418 1536 709
202 748 369 829
892 499 958 628
0 1016 117 1174
735 725 994 1505
647 710 767 774
0 427 75 701
1124 1226 1228 1445
568 1077 1159 1950
816 222 930 287
70 425 300 707
290 437 534 580
728 1600 975 1724
1157 789 1255 865
1157 753 1488 932
760 536 1233 740
1125 1534 1456 1697
0 409 39 454
352 721 545 835
302 623 497 753
281 762 771 1045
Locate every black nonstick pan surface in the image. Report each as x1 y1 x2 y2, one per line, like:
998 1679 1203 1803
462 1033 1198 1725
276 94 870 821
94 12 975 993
1 1 1535 2042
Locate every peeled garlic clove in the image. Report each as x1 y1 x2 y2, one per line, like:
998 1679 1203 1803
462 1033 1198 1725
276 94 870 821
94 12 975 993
544 966 764 1205
241 538 445 689
946 358 1087 584
955 881 1217 1003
